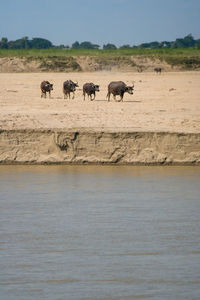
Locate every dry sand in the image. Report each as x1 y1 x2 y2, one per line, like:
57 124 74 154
0 71 199 132
0 71 200 164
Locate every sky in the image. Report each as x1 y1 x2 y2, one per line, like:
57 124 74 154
0 0 200 47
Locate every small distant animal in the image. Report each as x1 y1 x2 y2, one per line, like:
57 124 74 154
154 67 162 74
137 66 143 73
40 81 53 98
83 82 100 101
107 81 134 102
63 80 79 99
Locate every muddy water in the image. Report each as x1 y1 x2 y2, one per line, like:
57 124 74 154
0 166 200 300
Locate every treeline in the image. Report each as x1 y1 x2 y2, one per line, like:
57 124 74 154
1 34 200 50
0 37 53 49
137 34 200 49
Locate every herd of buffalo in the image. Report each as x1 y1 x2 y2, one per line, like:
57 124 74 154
40 80 134 102
40 68 162 101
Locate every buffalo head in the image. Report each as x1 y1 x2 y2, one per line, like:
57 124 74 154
126 84 134 94
94 84 100 92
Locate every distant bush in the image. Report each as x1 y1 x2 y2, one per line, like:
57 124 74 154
119 44 132 49
103 43 117 50
72 41 100 49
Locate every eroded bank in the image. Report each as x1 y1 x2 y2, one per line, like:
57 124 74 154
0 130 200 165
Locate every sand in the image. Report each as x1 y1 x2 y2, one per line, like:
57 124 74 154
0 71 200 164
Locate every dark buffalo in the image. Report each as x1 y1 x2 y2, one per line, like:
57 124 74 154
83 82 100 101
63 80 78 99
107 81 134 102
154 67 162 74
40 81 53 98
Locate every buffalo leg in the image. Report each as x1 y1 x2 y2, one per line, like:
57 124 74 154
41 92 46 98
91 94 95 101
120 92 124 101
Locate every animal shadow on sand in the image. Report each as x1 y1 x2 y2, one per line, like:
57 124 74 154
96 99 141 103
125 100 141 103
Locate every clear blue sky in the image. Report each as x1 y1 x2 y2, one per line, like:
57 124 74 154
0 0 200 47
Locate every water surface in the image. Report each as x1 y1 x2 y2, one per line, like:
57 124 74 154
0 166 200 300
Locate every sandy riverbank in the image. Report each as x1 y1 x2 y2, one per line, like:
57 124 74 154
0 71 200 164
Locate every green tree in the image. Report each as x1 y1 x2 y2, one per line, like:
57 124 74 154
172 34 195 48
119 44 131 49
22 36 29 49
9 37 30 49
160 41 171 48
103 43 117 49
183 34 195 47
139 42 150 48
30 38 52 49
149 41 161 48
79 41 100 49
72 41 80 49
0 37 8 49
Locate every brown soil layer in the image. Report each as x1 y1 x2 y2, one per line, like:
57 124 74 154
0 130 200 165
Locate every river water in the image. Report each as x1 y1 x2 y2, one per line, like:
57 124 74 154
0 166 200 300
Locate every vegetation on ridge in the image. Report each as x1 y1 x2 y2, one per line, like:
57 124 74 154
0 35 200 71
